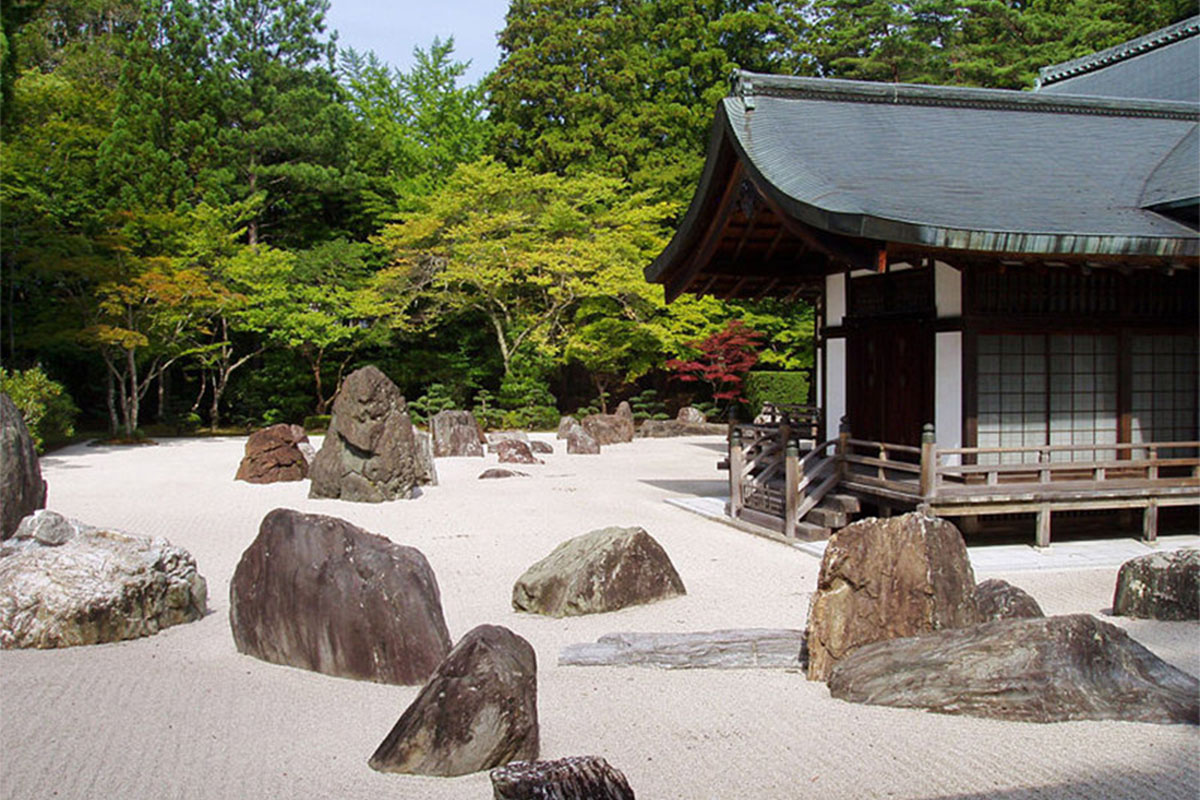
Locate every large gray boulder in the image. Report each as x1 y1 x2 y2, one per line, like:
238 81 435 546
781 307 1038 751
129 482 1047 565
431 410 484 457
235 423 311 484
1 392 46 540
230 509 451 685
491 756 635 800
308 366 430 502
556 416 577 439
805 512 978 681
1112 549 1199 621
974 578 1044 621
828 614 1199 725
369 624 539 777
513 526 686 617
565 424 600 455
1 510 207 648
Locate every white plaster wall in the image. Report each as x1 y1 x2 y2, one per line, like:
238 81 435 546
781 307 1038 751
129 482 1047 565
935 261 962 318
935 331 963 465
825 273 846 326
826 338 846 443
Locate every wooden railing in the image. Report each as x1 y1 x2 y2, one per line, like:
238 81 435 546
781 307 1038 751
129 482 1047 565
725 417 1200 546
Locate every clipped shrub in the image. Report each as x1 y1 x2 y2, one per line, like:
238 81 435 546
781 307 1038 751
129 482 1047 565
408 382 457 424
471 389 506 430
744 371 810 414
303 414 331 432
497 356 559 430
629 388 666 422
0 365 78 452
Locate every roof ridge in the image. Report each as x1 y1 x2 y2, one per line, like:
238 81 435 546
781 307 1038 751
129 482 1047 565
730 71 1199 122
1037 16 1200 88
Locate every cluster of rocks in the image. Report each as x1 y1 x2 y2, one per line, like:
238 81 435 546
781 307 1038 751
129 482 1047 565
308 366 436 502
804 512 1198 725
636 406 725 438
1 509 207 649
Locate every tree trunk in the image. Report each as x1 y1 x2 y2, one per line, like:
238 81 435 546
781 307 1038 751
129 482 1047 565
125 347 139 436
106 369 119 436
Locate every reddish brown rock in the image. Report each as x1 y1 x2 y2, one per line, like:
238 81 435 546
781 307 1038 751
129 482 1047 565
513 526 686 617
235 424 311 484
369 624 538 777
491 756 635 800
581 411 633 446
480 468 529 479
1 392 46 540
431 410 485 457
828 614 1199 725
230 509 451 684
497 439 542 465
974 578 1044 621
530 440 553 454
805 512 978 681
1113 549 1199 621
566 425 599 455
308 366 430 502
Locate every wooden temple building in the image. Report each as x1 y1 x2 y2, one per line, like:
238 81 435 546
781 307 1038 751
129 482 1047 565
646 17 1200 546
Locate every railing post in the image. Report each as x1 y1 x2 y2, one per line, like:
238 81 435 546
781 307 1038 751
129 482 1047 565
1143 499 1159 543
838 416 850 480
784 442 799 538
729 428 744 519
1039 446 1050 484
919 423 937 499
1148 445 1159 480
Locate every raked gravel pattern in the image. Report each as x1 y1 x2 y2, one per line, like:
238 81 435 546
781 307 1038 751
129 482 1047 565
1 435 1196 799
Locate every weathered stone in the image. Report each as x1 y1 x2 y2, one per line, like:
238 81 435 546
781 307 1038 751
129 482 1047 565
491 756 634 800
805 512 978 682
828 614 1199 725
581 411 634 446
497 439 542 465
230 509 451 684
529 440 553 454
1 511 207 648
513 526 686 617
415 429 438 487
559 628 804 670
487 431 530 452
480 468 529 480
234 424 311 484
1113 549 1199 621
431 410 485 457
556 416 577 439
615 400 633 423
974 578 1044 621
636 420 726 438
676 406 706 424
369 624 538 777
308 366 430 502
566 424 600 455
1 392 46 540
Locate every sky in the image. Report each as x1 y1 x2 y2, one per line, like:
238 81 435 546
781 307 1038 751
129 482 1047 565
324 0 512 85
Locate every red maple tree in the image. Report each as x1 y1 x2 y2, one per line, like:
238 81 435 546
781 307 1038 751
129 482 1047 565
665 320 764 406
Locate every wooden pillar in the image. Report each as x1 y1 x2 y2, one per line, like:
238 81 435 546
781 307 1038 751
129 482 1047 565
1036 504 1052 549
919 423 937 499
1142 500 1159 543
729 429 744 518
784 443 799 538
837 416 850 480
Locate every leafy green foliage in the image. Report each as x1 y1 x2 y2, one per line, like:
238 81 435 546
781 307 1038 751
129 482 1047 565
0 365 79 451
407 382 457 424
629 388 668 422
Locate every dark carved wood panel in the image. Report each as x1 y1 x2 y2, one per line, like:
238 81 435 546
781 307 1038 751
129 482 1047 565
847 320 934 448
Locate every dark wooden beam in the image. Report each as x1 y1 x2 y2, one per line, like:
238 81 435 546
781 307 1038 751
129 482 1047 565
666 162 746 302
747 176 876 271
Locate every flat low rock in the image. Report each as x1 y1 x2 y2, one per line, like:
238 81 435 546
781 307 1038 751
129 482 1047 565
235 423 311 484
974 578 1044 621
828 614 1199 725
480 468 529 480
529 440 553 454
559 629 804 670
491 756 635 800
636 420 726 438
0 510 207 648
230 509 451 685
676 406 707 424
370 624 538 777
805 512 978 681
1112 548 1199 621
1 392 46 540
513 526 685 617
487 431 530 452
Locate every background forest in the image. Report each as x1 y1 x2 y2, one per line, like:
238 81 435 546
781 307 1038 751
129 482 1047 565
1 0 1192 444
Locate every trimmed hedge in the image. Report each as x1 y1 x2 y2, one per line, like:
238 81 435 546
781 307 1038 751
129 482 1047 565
744 371 810 413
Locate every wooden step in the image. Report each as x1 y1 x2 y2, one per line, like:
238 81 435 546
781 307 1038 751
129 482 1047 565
824 493 861 513
794 521 832 541
805 505 848 528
